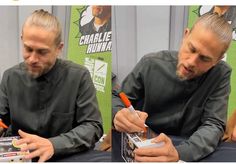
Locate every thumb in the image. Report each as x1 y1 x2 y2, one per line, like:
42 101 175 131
18 129 28 138
136 111 148 122
153 133 169 143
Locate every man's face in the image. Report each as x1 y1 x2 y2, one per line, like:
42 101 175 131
176 24 225 80
21 25 63 78
92 6 111 18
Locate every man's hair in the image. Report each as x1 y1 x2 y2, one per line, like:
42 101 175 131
191 13 232 56
22 9 62 46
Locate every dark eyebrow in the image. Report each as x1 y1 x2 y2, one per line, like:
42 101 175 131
23 43 49 52
188 42 196 52
188 42 213 62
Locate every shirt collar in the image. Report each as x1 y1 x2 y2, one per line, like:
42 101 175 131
41 59 60 83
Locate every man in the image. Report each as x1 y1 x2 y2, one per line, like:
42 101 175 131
113 13 232 161
80 5 111 35
0 9 103 162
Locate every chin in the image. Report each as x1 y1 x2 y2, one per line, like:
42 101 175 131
176 71 188 81
28 71 41 79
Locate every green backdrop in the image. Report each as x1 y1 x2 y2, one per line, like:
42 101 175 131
67 6 111 133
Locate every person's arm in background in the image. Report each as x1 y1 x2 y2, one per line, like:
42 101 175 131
0 127 4 136
48 70 103 155
0 71 10 136
232 125 236 141
223 110 236 141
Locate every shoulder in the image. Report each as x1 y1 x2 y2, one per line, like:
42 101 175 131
214 60 232 74
3 63 24 76
58 59 89 76
140 50 178 65
0 63 25 84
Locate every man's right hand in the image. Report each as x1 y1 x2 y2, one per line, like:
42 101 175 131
113 108 148 133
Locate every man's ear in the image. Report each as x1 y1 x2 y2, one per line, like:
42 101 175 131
58 42 64 51
184 28 190 37
56 42 64 56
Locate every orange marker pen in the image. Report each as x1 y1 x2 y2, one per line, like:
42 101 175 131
119 92 136 113
0 119 8 129
119 92 147 129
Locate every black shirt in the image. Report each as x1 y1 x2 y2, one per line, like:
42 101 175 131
0 58 103 155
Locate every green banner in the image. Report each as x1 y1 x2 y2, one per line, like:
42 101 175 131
67 6 111 133
188 6 236 117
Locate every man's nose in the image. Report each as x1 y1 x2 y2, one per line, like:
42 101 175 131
28 53 39 64
187 54 198 67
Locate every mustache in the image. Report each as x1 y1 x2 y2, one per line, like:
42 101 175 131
182 63 195 73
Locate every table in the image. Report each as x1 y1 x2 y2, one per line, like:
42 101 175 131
112 129 236 162
48 149 111 162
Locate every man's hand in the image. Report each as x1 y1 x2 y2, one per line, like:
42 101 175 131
134 133 179 162
113 108 148 133
15 129 54 162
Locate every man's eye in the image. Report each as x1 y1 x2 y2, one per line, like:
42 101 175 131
25 47 33 52
38 50 48 55
190 47 196 53
199 56 211 62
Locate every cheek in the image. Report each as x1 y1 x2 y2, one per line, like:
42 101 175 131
44 55 57 66
178 54 187 66
178 48 190 61
196 64 213 74
23 53 30 61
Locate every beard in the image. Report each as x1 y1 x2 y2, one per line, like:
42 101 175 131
25 63 50 79
176 63 193 81
27 69 43 79
176 70 188 81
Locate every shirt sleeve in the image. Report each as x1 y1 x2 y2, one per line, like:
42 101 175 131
176 65 231 161
112 56 146 121
49 70 103 155
0 71 10 126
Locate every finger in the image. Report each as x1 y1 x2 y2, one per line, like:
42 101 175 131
114 117 142 133
136 111 148 122
135 154 168 162
113 118 129 132
153 133 170 143
134 146 169 157
21 142 37 151
117 108 146 131
114 118 144 133
126 110 146 129
18 129 30 138
115 114 146 133
15 138 31 146
38 153 51 162
24 149 41 160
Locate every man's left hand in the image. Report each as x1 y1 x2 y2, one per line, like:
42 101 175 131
16 129 54 162
134 133 179 162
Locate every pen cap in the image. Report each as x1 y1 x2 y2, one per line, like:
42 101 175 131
119 92 131 107
0 120 8 129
